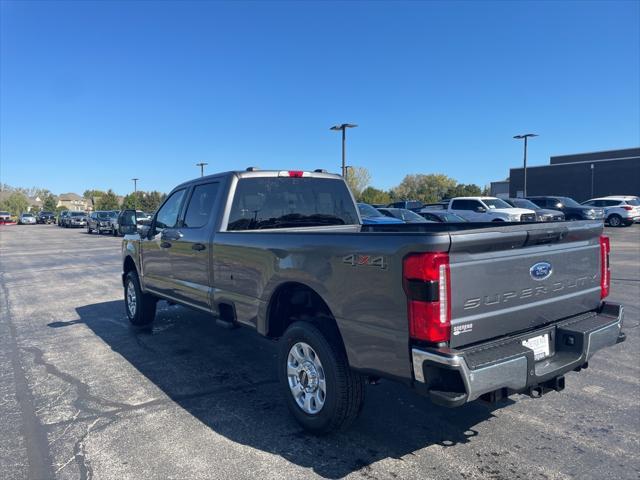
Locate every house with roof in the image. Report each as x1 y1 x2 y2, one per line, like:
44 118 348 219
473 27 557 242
57 193 89 211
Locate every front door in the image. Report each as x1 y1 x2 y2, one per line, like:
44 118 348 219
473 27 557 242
169 182 221 309
141 189 187 296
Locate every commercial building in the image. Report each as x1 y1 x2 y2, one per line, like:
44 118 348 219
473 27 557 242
508 147 640 201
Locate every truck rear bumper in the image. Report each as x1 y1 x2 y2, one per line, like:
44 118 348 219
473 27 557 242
412 302 625 407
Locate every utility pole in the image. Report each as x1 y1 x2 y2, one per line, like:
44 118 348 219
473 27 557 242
131 178 139 210
330 124 358 177
196 162 208 177
513 134 538 196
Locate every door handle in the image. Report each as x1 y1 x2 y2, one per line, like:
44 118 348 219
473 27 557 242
161 241 172 249
161 231 183 242
192 243 206 251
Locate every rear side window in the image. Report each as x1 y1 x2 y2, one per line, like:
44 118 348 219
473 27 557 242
528 198 547 208
451 199 479 210
183 183 220 228
155 189 186 229
227 177 358 230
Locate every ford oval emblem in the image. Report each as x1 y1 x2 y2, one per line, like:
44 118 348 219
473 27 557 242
530 262 552 281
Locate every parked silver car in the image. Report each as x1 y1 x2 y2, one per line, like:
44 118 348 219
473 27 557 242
18 213 37 225
581 196 640 227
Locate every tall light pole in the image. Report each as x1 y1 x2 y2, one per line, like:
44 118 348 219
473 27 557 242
196 162 208 177
131 178 139 210
330 123 357 177
513 133 538 196
344 165 353 185
590 163 595 198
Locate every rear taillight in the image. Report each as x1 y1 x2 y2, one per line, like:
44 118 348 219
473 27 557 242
403 252 451 343
622 206 633 211
599 235 610 299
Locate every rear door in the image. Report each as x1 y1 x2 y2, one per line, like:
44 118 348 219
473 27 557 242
169 181 222 309
447 222 603 348
450 199 484 221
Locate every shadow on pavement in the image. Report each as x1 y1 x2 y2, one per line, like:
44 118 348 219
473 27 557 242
51 300 508 479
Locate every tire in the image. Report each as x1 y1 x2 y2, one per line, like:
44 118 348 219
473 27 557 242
278 321 365 434
607 214 622 227
124 270 157 326
87 226 93 234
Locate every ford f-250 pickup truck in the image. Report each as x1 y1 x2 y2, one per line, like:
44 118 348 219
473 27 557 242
119 169 625 434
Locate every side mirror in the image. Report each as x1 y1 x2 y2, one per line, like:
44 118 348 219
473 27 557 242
119 209 138 235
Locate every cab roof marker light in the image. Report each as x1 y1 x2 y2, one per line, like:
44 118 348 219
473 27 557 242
278 170 307 177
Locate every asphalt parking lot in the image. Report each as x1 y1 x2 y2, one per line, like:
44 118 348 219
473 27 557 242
1 224 638 480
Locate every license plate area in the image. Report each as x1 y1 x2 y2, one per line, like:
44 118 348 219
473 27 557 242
522 333 551 361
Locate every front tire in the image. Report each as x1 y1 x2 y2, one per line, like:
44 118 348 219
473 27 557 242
278 321 365 434
124 271 157 326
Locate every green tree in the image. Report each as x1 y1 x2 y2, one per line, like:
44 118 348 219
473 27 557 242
0 192 30 216
390 174 457 204
139 191 166 213
444 183 483 199
121 192 142 210
359 186 391 205
121 191 166 212
43 194 58 211
83 189 106 199
345 166 371 198
95 189 120 210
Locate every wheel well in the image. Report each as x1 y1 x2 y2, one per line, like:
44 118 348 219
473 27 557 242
266 282 337 338
123 256 136 275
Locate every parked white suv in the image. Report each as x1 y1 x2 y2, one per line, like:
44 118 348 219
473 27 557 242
581 196 640 227
447 197 537 222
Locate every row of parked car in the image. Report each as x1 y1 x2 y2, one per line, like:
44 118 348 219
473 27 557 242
358 195 640 226
4 209 153 236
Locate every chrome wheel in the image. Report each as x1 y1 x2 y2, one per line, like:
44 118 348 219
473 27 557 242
287 342 326 414
126 280 137 318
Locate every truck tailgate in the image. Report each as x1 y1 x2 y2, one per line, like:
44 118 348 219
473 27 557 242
448 221 603 348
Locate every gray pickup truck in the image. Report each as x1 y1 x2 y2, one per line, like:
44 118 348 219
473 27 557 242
119 169 625 434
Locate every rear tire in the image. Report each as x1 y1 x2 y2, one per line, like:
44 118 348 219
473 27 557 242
278 321 365 434
124 271 157 326
607 214 622 227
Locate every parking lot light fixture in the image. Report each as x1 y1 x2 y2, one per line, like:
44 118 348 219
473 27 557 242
330 123 358 177
196 162 208 177
513 134 538 196
131 178 139 209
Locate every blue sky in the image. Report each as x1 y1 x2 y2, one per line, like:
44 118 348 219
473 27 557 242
1 0 639 196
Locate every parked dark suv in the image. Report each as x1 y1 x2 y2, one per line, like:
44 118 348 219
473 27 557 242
87 210 119 234
36 211 56 224
386 200 424 211
504 198 564 222
526 196 604 221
